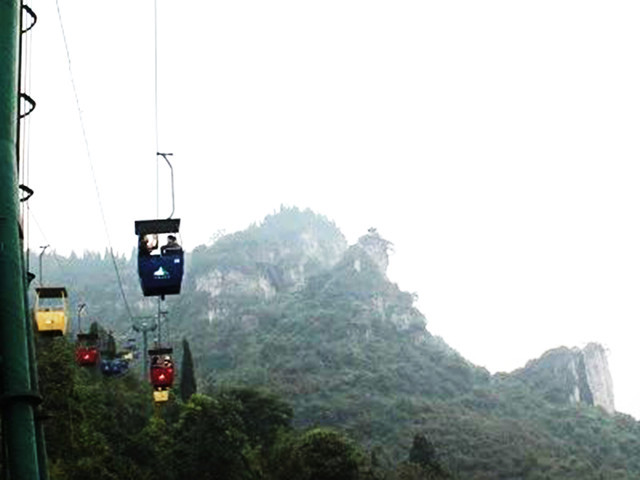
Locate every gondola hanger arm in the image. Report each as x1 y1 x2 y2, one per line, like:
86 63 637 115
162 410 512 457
157 152 175 219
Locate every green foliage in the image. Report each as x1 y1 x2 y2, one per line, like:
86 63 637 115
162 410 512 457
29 207 640 479
172 394 252 480
270 427 362 480
36 335 151 480
179 338 196 402
408 434 450 478
219 386 293 449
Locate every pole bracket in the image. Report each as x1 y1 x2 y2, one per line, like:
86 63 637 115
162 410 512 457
19 184 34 202
21 4 38 33
19 93 36 119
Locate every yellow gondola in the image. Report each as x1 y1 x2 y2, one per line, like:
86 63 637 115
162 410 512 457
34 287 69 335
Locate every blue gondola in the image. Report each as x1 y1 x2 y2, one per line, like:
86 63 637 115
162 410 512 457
134 219 183 298
100 357 129 377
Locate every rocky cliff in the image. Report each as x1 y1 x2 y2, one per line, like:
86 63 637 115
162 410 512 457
355 228 392 275
190 207 347 312
512 343 615 413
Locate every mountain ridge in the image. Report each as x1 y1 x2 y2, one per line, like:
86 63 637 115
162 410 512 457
34 206 637 478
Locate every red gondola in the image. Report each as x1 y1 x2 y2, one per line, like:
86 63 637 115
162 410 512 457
150 363 175 388
75 333 99 367
149 347 175 402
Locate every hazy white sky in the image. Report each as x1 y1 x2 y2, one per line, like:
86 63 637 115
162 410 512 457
23 1 640 418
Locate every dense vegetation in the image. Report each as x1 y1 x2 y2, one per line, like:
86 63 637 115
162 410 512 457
32 206 640 478
35 335 448 480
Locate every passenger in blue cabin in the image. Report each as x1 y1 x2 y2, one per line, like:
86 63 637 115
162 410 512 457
161 235 182 255
139 234 158 256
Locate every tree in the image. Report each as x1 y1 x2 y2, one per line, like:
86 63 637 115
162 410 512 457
179 338 197 402
407 434 451 479
222 387 293 448
271 427 361 480
172 394 252 480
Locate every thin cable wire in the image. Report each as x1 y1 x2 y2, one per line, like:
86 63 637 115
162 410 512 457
54 0 133 321
28 205 76 288
26 204 47 248
154 0 159 218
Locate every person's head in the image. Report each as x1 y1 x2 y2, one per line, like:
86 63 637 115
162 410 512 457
168 235 176 242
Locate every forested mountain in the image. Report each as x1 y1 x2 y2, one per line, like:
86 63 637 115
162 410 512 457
32 207 640 479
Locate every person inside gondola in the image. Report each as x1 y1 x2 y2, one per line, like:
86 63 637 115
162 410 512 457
139 234 158 256
161 235 182 255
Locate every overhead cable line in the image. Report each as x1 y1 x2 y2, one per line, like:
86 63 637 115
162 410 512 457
154 0 160 218
54 0 133 321
151 0 177 347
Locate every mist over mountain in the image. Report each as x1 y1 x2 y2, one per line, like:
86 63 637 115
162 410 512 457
35 206 640 479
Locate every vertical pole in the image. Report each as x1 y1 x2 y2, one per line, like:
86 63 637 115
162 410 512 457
142 326 149 381
134 319 155 382
38 245 47 287
156 298 162 345
23 268 48 480
0 0 42 478
77 303 86 334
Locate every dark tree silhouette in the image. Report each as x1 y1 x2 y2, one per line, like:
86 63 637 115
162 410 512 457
180 338 197 402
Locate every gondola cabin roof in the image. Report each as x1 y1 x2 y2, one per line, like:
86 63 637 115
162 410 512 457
77 332 98 342
35 287 68 298
149 347 173 356
135 219 180 236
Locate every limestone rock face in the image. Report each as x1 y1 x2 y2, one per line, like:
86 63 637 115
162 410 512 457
195 269 276 301
582 343 615 414
356 228 392 275
513 343 615 414
190 208 348 324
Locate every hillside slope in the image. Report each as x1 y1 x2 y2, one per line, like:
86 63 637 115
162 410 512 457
36 207 640 479
168 207 640 478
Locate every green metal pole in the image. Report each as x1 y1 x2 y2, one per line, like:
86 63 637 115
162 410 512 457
23 271 48 480
0 1 42 478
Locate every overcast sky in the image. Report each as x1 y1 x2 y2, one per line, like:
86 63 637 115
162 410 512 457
22 1 640 418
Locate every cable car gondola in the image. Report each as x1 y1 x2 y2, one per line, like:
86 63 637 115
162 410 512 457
149 346 175 403
99 331 129 376
100 356 129 377
134 219 183 298
34 287 69 335
75 332 99 367
122 337 139 360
